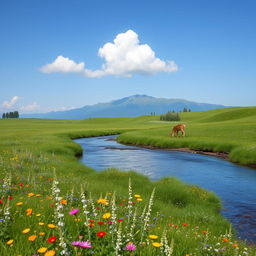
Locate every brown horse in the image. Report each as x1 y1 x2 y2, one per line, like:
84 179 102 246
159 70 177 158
170 124 186 137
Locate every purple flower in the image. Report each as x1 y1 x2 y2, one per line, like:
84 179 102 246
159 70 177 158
71 241 81 246
79 241 92 248
126 243 136 251
69 208 79 215
72 241 92 248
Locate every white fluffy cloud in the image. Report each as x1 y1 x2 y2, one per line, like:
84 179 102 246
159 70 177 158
2 96 19 108
40 30 178 78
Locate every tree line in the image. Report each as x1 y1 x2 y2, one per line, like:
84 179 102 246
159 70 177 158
159 108 192 121
2 111 19 118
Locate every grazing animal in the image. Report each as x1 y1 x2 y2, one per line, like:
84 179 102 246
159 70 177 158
170 124 186 137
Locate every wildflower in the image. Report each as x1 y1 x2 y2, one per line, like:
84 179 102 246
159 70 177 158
223 238 229 242
38 222 45 226
60 199 67 205
47 224 56 229
182 223 189 227
6 239 14 245
44 250 56 256
137 198 143 201
39 232 45 236
149 235 159 240
201 230 207 234
16 202 23 206
38 247 48 253
22 228 30 234
232 243 238 248
72 241 81 246
0 200 3 204
97 198 108 205
48 236 57 243
36 214 41 217
28 193 34 197
26 208 33 216
126 242 136 251
69 209 79 215
97 231 106 237
102 212 111 219
134 194 141 198
97 221 104 225
152 242 162 248
117 219 123 223
79 241 92 248
28 235 37 241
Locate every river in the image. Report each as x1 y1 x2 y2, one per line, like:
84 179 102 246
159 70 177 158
74 135 256 243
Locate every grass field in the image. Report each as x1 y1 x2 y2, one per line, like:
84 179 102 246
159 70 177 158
0 107 256 255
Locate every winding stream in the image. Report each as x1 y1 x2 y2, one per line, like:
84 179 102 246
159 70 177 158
74 135 256 243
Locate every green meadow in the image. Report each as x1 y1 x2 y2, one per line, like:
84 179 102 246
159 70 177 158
0 107 256 255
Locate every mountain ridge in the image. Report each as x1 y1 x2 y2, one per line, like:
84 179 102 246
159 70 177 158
21 95 229 119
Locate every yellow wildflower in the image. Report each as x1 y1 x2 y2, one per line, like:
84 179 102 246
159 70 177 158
39 232 45 236
22 228 30 234
28 193 34 197
36 213 41 217
102 212 111 219
152 242 162 248
6 239 14 245
37 247 48 253
149 235 158 240
38 222 45 226
134 194 141 198
137 198 143 201
97 198 109 205
47 224 56 229
16 202 23 206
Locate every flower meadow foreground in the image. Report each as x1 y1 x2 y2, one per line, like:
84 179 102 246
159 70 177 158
0 171 255 256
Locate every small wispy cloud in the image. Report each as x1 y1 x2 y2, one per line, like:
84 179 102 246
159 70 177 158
20 102 40 112
40 30 178 78
2 96 19 109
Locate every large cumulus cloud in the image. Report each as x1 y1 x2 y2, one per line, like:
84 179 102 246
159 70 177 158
40 30 178 78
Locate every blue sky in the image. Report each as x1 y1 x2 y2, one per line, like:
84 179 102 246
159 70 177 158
1 0 256 113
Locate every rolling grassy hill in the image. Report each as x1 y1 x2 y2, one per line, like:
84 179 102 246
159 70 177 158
0 107 255 255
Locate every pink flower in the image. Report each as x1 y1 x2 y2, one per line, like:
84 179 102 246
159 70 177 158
69 209 79 215
79 241 92 248
71 241 80 246
71 241 92 248
126 243 136 251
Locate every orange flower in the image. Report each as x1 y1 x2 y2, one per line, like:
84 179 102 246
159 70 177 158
232 243 238 248
28 235 37 242
26 208 33 216
60 199 67 205
223 238 229 242
28 193 34 197
201 230 207 234
44 250 56 256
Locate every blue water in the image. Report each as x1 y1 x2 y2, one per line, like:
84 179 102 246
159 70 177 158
74 135 256 243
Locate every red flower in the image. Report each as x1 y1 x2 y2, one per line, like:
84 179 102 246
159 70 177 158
0 200 3 204
89 220 94 223
117 219 123 223
48 236 57 243
182 223 188 227
8 196 13 200
97 221 104 225
89 224 95 228
97 231 106 237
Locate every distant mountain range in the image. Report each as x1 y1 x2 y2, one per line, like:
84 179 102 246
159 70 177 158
21 95 228 119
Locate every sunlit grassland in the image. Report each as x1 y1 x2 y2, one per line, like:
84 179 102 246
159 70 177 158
118 107 256 165
0 107 256 255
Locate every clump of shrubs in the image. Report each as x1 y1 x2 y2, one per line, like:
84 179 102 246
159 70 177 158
160 111 180 121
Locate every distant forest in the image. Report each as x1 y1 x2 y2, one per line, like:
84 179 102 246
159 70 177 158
160 108 191 121
2 111 19 118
